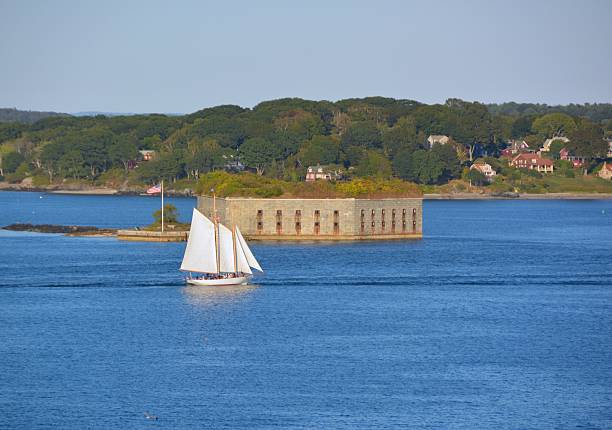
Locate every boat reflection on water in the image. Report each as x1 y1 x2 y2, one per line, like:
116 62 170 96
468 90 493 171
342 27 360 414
182 284 259 307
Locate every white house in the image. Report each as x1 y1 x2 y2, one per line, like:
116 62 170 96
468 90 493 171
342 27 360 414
470 162 497 181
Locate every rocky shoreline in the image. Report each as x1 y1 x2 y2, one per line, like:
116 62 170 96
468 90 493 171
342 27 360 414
2 223 117 237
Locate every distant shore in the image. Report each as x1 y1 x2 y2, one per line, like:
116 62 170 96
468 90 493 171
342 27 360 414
0 181 192 197
2 181 612 200
424 192 612 200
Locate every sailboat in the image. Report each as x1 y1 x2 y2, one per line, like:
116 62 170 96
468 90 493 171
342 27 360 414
180 208 263 286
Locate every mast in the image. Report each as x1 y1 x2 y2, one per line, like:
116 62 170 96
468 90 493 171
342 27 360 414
212 189 220 273
232 225 238 274
161 180 164 233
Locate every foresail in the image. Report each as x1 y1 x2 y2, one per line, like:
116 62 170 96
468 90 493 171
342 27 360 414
235 226 263 272
235 236 252 275
217 223 236 273
180 209 218 273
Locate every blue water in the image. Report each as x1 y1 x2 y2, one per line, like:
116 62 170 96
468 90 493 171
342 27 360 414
1 191 611 429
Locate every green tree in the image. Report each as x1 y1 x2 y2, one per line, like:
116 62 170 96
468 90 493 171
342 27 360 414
393 149 444 184
341 121 382 150
566 120 607 169
40 142 65 181
2 151 25 174
382 116 419 157
109 135 139 173
532 113 577 138
58 150 87 179
239 137 281 175
462 168 487 186
354 150 392 178
298 135 339 166
510 115 535 139
185 139 223 179
153 204 178 227
452 102 492 161
547 140 566 160
430 143 461 181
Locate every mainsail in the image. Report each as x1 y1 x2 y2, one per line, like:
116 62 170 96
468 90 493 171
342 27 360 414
180 209 218 273
235 226 263 272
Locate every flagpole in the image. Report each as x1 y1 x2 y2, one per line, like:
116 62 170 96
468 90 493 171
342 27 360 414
161 180 164 233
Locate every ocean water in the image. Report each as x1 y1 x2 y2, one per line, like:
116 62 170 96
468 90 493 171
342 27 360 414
0 191 611 429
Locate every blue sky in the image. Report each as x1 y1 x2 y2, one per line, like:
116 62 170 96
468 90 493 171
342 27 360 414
1 0 610 113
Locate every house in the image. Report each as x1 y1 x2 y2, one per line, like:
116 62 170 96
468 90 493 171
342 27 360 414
541 137 570 152
607 137 612 157
510 153 554 173
305 165 341 182
598 162 612 180
506 139 531 155
470 162 497 181
139 150 156 161
427 135 450 148
559 148 584 168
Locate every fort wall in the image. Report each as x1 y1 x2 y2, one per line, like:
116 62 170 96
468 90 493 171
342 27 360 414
197 196 423 240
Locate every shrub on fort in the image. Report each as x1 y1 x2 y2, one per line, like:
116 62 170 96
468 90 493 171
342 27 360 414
196 171 284 197
336 178 421 198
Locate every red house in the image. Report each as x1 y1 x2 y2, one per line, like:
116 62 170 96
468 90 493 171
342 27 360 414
510 153 554 173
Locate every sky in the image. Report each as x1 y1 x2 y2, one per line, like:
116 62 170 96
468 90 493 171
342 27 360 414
0 0 611 114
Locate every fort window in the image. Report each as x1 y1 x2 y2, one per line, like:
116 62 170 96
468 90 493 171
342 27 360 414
381 221 386 231
391 220 396 233
314 221 320 235
360 222 365 233
333 210 340 235
360 209 365 221
275 211 282 234
295 210 301 234
391 209 396 221
413 220 417 232
412 208 417 219
402 220 406 232
257 210 263 233
314 210 320 221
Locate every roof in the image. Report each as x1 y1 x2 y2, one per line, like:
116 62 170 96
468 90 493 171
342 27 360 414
511 153 553 166
604 162 612 171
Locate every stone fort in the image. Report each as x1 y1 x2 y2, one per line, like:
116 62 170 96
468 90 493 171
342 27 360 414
197 196 423 240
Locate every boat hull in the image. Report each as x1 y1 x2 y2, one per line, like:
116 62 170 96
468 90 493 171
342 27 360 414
186 276 250 286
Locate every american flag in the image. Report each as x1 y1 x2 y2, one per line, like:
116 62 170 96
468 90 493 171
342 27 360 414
146 183 161 194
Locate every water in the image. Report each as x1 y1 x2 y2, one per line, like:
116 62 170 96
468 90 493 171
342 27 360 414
1 191 611 428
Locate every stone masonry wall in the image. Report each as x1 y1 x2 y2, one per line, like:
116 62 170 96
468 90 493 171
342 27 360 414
197 196 422 240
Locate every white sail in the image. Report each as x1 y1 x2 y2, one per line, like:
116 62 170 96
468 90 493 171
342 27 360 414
218 223 237 273
180 209 218 273
235 233 253 275
235 226 263 272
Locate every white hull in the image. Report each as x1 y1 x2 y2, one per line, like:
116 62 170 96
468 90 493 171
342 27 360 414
186 276 250 286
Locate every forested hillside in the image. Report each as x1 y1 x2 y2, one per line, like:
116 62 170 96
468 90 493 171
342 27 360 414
0 98 611 194
0 108 69 124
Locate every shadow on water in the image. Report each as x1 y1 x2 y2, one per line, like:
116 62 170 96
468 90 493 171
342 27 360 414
181 284 259 307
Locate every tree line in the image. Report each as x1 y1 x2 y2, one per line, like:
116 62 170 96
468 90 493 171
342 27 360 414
0 98 610 185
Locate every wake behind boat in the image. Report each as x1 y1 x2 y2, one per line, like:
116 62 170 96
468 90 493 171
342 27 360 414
180 204 263 286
